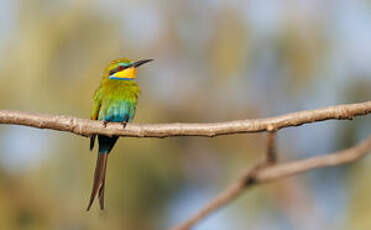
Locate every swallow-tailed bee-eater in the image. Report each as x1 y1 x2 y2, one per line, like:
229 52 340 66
87 57 153 211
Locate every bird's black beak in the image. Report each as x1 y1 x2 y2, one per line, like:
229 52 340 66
131 59 154 68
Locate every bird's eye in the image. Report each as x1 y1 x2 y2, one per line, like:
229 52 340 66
117 65 124 71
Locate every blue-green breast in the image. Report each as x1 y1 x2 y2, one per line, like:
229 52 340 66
96 80 141 123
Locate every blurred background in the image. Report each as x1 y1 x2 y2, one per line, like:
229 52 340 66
0 0 370 229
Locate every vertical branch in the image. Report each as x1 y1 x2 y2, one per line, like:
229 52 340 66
267 131 277 164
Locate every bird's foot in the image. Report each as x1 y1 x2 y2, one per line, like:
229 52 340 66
103 120 108 128
121 121 127 129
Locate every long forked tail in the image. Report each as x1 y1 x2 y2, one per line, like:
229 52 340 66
87 153 108 211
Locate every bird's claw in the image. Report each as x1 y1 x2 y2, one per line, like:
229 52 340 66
103 120 108 128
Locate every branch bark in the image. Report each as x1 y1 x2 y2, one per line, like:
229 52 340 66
0 101 370 138
171 135 371 230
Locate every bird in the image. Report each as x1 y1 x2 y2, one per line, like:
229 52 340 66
87 57 153 211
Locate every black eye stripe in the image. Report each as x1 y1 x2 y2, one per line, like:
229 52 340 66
109 65 126 75
109 69 116 75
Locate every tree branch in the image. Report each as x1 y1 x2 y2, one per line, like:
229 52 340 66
171 135 371 230
0 101 370 138
0 101 370 228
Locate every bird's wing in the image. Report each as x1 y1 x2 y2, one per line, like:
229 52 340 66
90 88 103 150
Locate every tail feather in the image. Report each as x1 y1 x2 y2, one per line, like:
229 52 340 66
98 157 108 209
90 135 96 151
87 153 108 211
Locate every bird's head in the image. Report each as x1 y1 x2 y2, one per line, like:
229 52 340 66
105 57 153 80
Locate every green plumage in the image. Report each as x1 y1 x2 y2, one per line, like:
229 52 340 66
93 80 140 121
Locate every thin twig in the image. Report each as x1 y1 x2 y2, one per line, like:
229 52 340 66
256 135 371 182
0 101 370 138
171 135 371 230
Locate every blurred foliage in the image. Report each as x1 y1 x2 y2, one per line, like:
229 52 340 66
0 1 370 230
